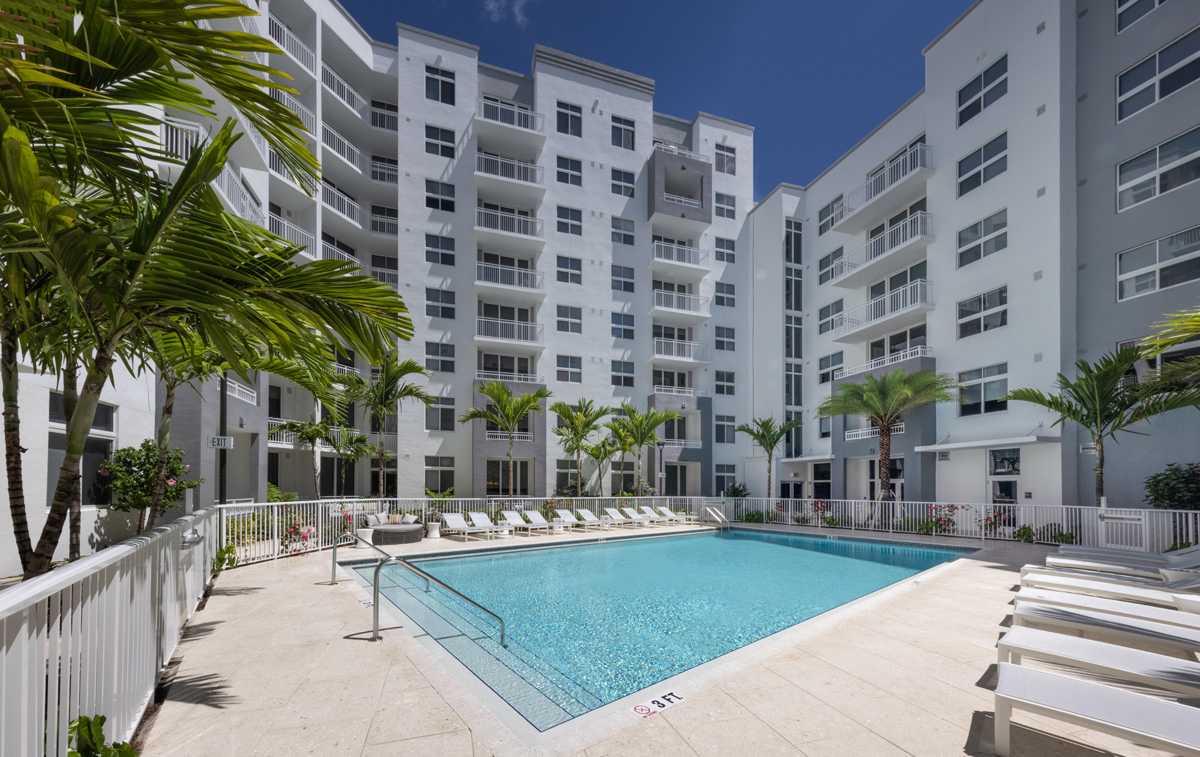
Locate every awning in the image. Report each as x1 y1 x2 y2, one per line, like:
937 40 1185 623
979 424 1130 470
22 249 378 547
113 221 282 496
779 454 834 463
913 435 1060 453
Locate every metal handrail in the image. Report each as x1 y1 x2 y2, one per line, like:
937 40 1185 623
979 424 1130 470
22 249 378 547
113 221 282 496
703 506 730 531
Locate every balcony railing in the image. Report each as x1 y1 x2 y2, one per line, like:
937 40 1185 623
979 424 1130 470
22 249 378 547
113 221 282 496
214 164 265 226
321 183 362 225
652 241 709 267
832 142 932 225
321 124 368 172
241 118 267 159
661 439 702 448
162 118 201 160
830 212 933 280
663 192 702 209
845 423 905 441
476 263 544 290
321 64 367 116
652 339 708 362
269 88 316 134
226 379 257 404
322 242 359 265
476 98 544 133
651 385 704 396
267 418 295 444
652 289 709 314
486 430 533 442
238 14 266 64
834 346 933 381
370 159 398 184
832 280 931 338
370 106 398 131
332 362 360 378
371 267 399 288
476 318 544 343
268 214 315 250
475 208 544 238
654 143 709 163
370 214 398 236
268 15 315 74
476 153 543 185
369 431 398 451
476 370 544 384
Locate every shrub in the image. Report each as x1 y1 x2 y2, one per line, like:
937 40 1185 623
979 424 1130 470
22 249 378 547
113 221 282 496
1168 541 1194 552
793 514 811 525
724 481 750 498
741 511 765 523
824 515 841 528
1037 523 1076 544
211 544 238 577
267 482 298 502
1013 525 1036 543
1144 462 1200 510
424 486 454 499
68 715 137 757
99 440 202 520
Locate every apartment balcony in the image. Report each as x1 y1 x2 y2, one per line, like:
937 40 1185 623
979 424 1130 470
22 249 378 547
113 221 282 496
225 378 257 404
474 208 545 255
834 346 934 381
267 418 295 447
321 124 368 174
830 142 933 234
371 267 398 289
648 143 712 237
648 241 709 281
370 213 398 236
161 118 201 161
649 385 707 412
653 143 710 164
322 242 359 266
661 439 702 449
321 183 362 227
474 263 545 303
845 423 905 442
475 153 545 207
649 290 711 325
268 213 316 260
486 430 533 443
214 164 265 226
476 370 545 385
370 158 398 184
832 279 933 344
650 338 709 367
474 98 545 156
475 317 545 348
369 431 398 451
269 88 316 134
830 212 934 289
267 15 315 76
321 64 368 119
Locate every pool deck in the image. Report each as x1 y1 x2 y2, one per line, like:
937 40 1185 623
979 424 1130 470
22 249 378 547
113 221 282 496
141 525 1187 756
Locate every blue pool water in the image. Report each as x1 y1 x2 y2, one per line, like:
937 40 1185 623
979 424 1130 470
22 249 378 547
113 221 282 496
353 530 963 730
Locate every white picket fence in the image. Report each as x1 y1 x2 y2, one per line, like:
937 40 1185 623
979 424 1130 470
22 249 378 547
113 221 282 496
0 508 219 756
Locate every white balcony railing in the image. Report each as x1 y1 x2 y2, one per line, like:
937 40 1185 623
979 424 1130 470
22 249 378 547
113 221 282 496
663 192 702 209
267 418 295 444
371 267 399 288
845 423 905 441
830 212 933 280
321 124 368 172
269 88 316 134
652 241 709 267
834 346 934 381
241 118 267 159
476 263 544 290
214 164 265 226
322 242 359 265
486 430 533 442
268 15 315 73
321 183 362 225
162 118 201 160
370 159 398 184
475 208 544 238
654 143 709 163
476 98 544 133
476 370 544 384
652 339 708 362
237 14 266 64
226 379 258 404
370 106 398 131
661 439 702 448
268 214 315 250
652 289 710 314
476 318 544 343
332 363 360 378
369 431 398 451
832 280 931 338
321 64 367 116
651 385 703 396
370 214 398 236
476 153 543 185
833 142 932 224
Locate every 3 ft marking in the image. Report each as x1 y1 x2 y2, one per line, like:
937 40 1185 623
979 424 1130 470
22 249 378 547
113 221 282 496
631 691 685 718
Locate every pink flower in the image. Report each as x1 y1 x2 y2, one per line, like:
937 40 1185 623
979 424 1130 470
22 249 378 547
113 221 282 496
184 465 190 471
97 468 109 477
166 479 177 486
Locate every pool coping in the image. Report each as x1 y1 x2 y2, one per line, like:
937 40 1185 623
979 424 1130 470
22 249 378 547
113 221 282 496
335 528 981 754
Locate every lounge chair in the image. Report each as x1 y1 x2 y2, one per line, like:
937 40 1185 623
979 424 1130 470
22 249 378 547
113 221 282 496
602 507 643 528
621 507 658 526
525 510 556 531
1046 552 1200 577
554 508 591 531
993 663 1200 757
1014 587 1200 628
501 510 549 536
468 512 510 538
1019 563 1200 591
1057 542 1200 562
642 505 679 524
576 508 608 529
1012 600 1200 655
1019 572 1183 607
656 506 695 524
443 512 499 541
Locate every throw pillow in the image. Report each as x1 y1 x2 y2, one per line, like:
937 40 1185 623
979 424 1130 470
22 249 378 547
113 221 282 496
401 514 418 524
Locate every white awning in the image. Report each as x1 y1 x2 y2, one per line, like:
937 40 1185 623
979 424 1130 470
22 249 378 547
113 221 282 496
914 435 1060 453
780 454 834 463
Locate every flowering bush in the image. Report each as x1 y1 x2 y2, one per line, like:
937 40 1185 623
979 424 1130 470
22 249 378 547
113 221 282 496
916 504 961 535
723 481 750 498
278 505 317 553
99 440 203 529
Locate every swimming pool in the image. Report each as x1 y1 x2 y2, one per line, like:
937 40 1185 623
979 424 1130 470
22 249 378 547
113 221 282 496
353 529 965 731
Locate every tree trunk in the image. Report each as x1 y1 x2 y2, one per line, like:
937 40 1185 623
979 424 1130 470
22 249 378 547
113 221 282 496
1094 437 1105 507
311 445 321 501
576 449 583 496
62 359 81 560
618 450 627 494
145 379 176 534
878 424 892 501
378 456 385 499
2 330 32 572
766 453 773 506
69 477 81 561
507 434 515 498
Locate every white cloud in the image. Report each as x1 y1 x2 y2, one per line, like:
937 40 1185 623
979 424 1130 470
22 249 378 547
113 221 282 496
481 0 534 28
483 0 505 22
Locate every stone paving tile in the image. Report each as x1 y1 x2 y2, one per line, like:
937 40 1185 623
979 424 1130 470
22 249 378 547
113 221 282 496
727 683 872 746
676 715 804 757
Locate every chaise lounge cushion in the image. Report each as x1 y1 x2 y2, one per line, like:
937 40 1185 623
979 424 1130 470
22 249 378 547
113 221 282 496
371 523 424 545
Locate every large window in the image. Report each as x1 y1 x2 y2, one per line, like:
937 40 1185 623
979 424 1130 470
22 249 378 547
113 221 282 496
818 248 843 284
1117 124 1200 210
785 314 802 359
785 219 802 263
960 363 1008 416
557 255 582 284
819 417 831 440
425 65 455 104
715 415 736 444
425 397 455 431
818 352 843 384
1118 26 1200 121
424 456 454 494
611 217 634 245
612 461 636 494
611 312 634 339
611 265 635 293
1117 223 1200 300
958 133 1007 196
818 197 841 236
716 144 736 174
785 266 802 311
957 209 1008 268
611 168 635 197
557 101 581 136
715 282 735 307
424 125 454 157
425 287 455 319
715 237 736 263
611 115 635 149
715 464 737 495
1118 0 1168 32
557 355 581 383
785 363 802 406
715 326 735 351
957 286 1008 338
612 360 634 387
425 234 455 265
425 179 455 211
425 342 455 372
716 371 735 396
812 463 832 500
556 305 582 333
957 55 1008 126
556 206 582 235
715 193 736 219
818 300 842 335
556 156 582 186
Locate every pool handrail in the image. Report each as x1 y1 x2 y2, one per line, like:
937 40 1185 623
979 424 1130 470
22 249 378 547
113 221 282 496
703 506 730 530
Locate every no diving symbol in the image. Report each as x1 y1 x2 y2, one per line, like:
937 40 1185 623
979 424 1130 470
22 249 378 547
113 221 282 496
631 691 684 719
633 705 653 717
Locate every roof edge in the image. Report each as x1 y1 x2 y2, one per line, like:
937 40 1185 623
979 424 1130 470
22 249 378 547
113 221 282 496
532 45 654 96
396 22 480 53
922 0 987 54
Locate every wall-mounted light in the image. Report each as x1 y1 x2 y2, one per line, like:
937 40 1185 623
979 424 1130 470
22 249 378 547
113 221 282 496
180 528 202 549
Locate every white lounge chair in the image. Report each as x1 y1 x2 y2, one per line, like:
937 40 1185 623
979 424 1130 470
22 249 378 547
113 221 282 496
501 510 548 536
642 505 678 524
621 507 658 526
1014 587 1200 628
525 510 555 531
554 508 589 531
576 508 608 529
468 512 510 538
1020 563 1200 591
443 512 498 541
1057 542 1200 562
1047 552 1200 577
993 663 1200 757
1013 600 1200 655
656 506 695 524
1019 572 1182 607
602 507 643 528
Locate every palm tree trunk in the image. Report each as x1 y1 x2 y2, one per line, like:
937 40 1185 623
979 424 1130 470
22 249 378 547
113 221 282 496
62 358 81 560
378 457 385 499
145 379 176 534
766 453 773 504
507 434 515 498
576 449 583 496
2 328 32 572
1094 437 1105 507
311 445 321 501
878 424 892 501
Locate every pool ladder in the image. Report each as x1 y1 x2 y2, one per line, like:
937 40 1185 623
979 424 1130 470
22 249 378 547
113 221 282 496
331 533 507 647
703 505 731 531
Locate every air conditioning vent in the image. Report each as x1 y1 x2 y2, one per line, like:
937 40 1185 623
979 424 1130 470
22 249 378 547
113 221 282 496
1080 443 1097 455
938 451 950 461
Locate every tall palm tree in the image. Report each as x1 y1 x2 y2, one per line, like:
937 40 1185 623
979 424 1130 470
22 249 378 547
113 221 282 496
736 417 803 499
585 437 620 496
606 421 636 494
550 399 613 494
277 417 332 501
615 403 679 487
344 355 434 497
459 381 552 497
818 369 959 502
1007 346 1200 506
324 427 375 499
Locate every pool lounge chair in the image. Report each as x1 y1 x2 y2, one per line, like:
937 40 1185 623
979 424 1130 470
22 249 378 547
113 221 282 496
554 508 591 531
621 507 659 526
525 510 555 531
1018 572 1184 607
993 663 1200 757
443 512 500 541
602 507 644 528
1057 542 1200 562
1012 600 1200 655
656 506 695 524
576 508 609 529
1046 552 1200 577
468 512 511 538
642 505 679 524
1019 563 1200 592
501 510 549 536
1014 587 1200 628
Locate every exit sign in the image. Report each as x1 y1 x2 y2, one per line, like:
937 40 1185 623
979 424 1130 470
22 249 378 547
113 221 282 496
208 436 234 449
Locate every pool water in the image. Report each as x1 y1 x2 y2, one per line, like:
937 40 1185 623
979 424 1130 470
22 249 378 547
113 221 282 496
354 530 964 730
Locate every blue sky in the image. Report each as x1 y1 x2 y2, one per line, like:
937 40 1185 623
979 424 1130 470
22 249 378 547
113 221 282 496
337 0 974 200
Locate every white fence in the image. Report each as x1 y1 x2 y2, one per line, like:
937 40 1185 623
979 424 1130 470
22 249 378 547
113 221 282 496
0 508 219 755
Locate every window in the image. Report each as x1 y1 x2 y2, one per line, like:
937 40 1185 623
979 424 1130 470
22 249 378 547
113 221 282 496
556 305 582 333
818 248 843 285
557 355 581 383
612 216 634 245
478 352 532 380
557 206 582 235
715 282 735 307
819 417 831 440
557 101 581 136
556 156 582 186
424 456 454 494
47 433 112 506
425 65 455 105
715 193 736 219
785 314 802 359
370 205 398 235
371 100 398 130
715 371 735 396
785 219 802 263
612 360 634 387
611 168 635 197
425 397 455 431
715 464 737 495
867 325 927 361
425 234 455 265
818 301 842 335
556 459 579 492
957 55 1008 126
960 363 1008 416
1117 223 1200 300
818 352 843 384
425 342 455 372
715 238 735 263
715 144 736 175
1118 26 1200 121
556 255 582 284
49 393 114 430
425 288 455 319
715 415 736 444
812 463 832 499
715 326 735 351
785 266 802 311
785 363 802 406
612 461 636 494
424 125 454 157
1118 125 1200 210
958 133 1007 196
784 410 802 459
372 155 398 183
612 265 635 293
1118 0 1168 32
611 312 634 339
818 197 841 235
425 179 455 211
611 115 634 149
957 209 1008 267
958 286 1008 338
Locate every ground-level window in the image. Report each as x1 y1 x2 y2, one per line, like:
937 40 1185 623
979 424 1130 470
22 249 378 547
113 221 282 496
611 461 636 495
812 463 832 500
989 448 1021 505
868 458 904 501
47 433 112 507
487 459 529 496
715 464 737 495
423 456 453 496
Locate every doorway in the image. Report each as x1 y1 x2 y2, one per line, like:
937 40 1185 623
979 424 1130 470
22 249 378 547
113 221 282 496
665 464 687 496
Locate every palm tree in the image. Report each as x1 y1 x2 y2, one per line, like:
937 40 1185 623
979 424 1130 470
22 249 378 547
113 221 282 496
550 399 614 494
344 356 434 498
459 381 552 497
277 417 332 501
1142 307 1200 382
324 427 375 499
585 437 620 496
606 421 636 494
614 403 679 488
818 369 959 502
1007 346 1200 507
736 417 803 499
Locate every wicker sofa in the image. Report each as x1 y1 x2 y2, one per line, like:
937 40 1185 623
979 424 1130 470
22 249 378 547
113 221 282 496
363 512 424 545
